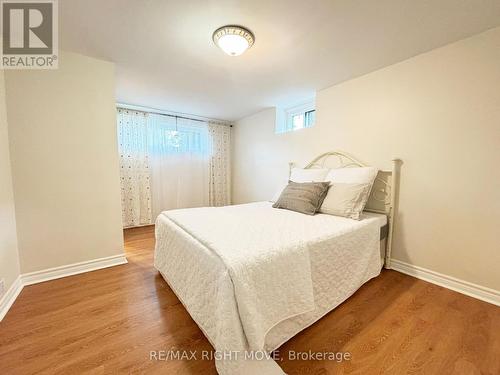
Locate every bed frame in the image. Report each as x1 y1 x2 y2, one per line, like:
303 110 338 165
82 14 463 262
289 151 402 268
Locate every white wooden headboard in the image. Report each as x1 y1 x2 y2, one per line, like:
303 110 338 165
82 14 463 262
289 151 402 269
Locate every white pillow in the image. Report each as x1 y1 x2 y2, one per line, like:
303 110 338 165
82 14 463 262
290 167 329 182
325 166 378 184
321 167 378 219
271 168 329 202
319 183 372 220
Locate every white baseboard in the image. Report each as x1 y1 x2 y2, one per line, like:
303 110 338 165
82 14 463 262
21 254 128 286
390 259 500 307
0 276 24 321
0 254 127 321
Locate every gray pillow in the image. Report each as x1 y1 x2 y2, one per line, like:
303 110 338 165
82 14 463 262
272 181 330 215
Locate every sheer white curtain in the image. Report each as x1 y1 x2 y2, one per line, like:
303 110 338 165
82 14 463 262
117 108 231 227
117 109 152 227
148 114 210 218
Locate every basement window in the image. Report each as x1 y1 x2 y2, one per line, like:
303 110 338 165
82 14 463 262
277 99 316 133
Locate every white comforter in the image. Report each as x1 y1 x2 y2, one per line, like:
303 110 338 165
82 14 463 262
154 202 383 374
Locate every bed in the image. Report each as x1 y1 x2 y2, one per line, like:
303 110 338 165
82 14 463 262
154 151 402 374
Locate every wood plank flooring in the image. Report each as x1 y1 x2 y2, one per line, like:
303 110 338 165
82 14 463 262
1 225 499 374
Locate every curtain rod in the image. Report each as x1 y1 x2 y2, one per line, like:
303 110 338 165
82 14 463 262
116 103 233 127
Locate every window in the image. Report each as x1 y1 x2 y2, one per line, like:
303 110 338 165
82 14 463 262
147 113 210 156
276 99 316 133
291 109 315 130
116 107 231 226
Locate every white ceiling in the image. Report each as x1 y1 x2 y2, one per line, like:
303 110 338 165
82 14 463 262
60 0 500 121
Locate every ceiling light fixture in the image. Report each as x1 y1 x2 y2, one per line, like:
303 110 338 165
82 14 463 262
212 25 255 56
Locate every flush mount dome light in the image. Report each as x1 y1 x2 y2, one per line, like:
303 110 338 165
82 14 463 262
212 25 255 56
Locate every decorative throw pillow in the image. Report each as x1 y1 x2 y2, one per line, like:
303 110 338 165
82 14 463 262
319 182 372 220
271 168 330 202
272 181 330 215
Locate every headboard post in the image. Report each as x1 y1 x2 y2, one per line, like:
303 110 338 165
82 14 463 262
385 158 402 268
288 162 295 179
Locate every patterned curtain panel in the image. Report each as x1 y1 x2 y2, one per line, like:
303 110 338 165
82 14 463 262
117 109 153 227
208 123 231 206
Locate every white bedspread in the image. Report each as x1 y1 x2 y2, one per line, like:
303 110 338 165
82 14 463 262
154 202 384 374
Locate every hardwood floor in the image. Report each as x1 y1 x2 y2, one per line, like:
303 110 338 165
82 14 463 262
1 225 499 374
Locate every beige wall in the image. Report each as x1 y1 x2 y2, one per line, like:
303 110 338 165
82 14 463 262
5 51 124 273
0 70 21 296
233 27 500 290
